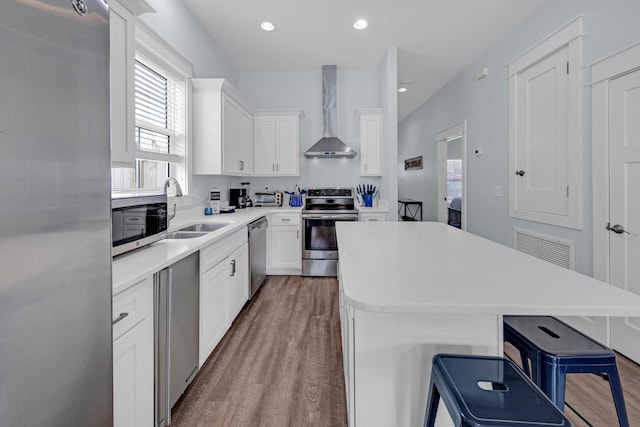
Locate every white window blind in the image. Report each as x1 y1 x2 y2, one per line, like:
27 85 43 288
134 59 185 164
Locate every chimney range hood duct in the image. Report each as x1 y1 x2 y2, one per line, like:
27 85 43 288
304 65 357 158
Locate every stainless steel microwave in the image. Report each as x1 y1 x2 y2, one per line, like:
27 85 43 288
112 194 168 256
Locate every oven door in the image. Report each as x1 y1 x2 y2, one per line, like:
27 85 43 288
302 214 358 260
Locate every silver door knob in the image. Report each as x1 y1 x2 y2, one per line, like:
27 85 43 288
606 223 630 234
515 170 526 176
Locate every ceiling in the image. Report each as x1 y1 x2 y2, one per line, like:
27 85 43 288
181 0 547 120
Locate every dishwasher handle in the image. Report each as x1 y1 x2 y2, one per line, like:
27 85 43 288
249 216 268 231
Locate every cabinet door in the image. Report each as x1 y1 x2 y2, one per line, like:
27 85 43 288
113 278 154 427
109 1 136 168
199 260 229 366
275 115 299 175
270 226 301 272
254 117 277 175
360 113 383 176
228 242 249 321
222 95 240 174
238 108 253 174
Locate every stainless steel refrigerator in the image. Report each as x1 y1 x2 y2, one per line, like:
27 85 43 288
0 1 113 426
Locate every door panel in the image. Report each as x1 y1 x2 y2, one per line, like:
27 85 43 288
515 47 569 216
609 69 640 362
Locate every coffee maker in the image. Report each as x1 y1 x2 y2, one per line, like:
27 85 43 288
229 188 247 209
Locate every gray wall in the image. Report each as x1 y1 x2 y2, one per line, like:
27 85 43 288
238 69 379 197
398 0 640 275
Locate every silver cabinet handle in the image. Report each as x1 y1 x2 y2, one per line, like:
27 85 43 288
112 312 129 325
239 160 244 170
272 163 275 172
230 259 236 276
281 218 291 222
607 223 630 234
276 163 279 172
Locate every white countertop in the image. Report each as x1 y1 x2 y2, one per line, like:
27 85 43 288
112 206 301 295
336 221 640 317
356 199 389 213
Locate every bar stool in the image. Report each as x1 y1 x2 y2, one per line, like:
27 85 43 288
424 354 571 427
504 315 629 427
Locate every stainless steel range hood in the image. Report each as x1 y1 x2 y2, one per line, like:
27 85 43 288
305 65 357 158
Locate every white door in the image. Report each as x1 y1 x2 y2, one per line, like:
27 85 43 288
513 47 569 217
609 68 640 362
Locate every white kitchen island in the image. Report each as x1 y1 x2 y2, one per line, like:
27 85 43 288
336 222 640 427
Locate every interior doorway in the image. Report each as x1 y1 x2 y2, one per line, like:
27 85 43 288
436 121 467 230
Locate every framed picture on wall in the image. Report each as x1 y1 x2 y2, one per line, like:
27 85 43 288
404 156 423 170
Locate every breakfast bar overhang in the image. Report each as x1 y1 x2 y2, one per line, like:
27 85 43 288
336 222 640 426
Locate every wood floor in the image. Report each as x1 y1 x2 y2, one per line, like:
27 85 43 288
170 275 347 427
171 275 640 427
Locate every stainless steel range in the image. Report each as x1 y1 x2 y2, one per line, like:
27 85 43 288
302 188 358 276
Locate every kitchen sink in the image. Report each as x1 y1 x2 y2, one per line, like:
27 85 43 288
166 231 209 239
165 222 230 239
177 222 230 232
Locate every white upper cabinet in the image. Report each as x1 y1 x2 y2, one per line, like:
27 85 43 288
254 110 304 176
356 108 383 176
192 79 254 175
508 17 582 229
109 0 154 168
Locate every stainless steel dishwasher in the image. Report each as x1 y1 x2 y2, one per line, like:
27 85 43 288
155 251 199 426
249 216 268 299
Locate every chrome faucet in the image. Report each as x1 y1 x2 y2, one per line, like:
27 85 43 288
164 177 183 222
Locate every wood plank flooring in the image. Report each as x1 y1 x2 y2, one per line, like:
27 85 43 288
169 276 347 427
171 275 640 426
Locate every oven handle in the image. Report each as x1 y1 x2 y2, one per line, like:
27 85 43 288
302 214 359 220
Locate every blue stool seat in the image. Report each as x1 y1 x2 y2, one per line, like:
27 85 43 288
424 354 571 427
504 316 629 427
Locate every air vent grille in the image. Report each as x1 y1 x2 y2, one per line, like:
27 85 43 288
514 228 575 270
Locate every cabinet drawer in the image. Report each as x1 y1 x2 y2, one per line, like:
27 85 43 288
270 212 300 226
200 228 247 273
359 213 387 222
113 276 153 341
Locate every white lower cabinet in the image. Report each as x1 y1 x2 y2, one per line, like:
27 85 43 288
199 259 229 367
199 229 249 366
113 276 154 427
267 212 301 275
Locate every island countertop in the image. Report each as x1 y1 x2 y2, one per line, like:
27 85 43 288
336 221 640 317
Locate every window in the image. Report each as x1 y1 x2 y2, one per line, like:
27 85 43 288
112 55 187 194
446 159 462 202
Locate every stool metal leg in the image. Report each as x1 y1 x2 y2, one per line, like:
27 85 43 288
540 363 568 410
606 365 630 427
424 376 441 427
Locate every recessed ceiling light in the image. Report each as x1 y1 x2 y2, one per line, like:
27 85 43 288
261 21 275 31
353 19 368 30
398 87 408 93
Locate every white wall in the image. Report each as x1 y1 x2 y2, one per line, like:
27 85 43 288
398 0 640 275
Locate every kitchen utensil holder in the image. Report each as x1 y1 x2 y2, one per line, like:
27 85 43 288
289 195 303 207
363 194 373 207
